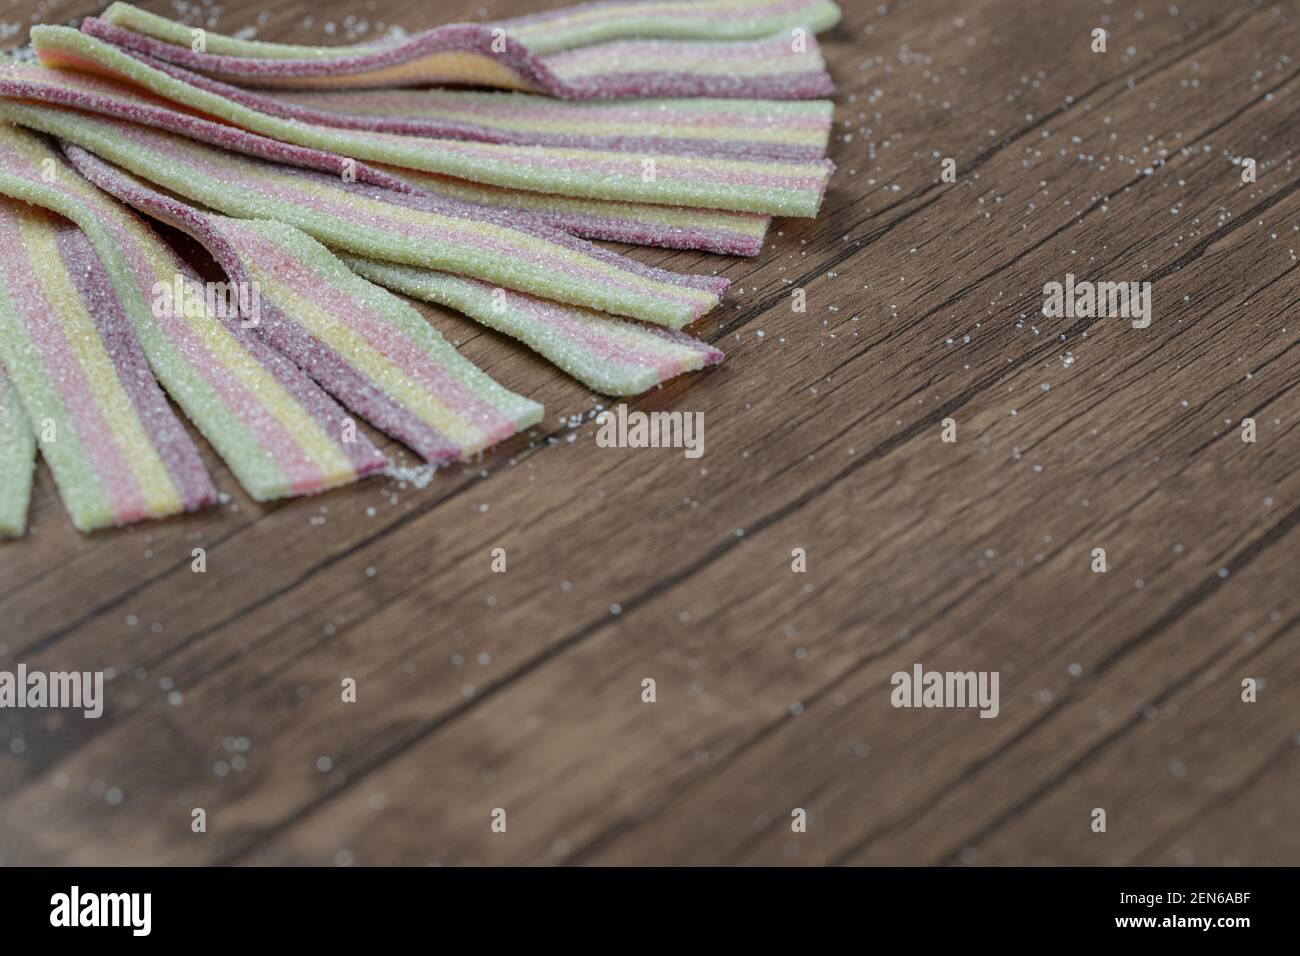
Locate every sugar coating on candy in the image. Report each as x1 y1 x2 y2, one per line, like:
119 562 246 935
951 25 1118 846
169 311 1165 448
496 0 842 56
0 61 772 255
0 101 728 328
0 62 414 190
157 73 834 162
346 257 724 397
383 168 770 256
89 1 840 99
103 1 842 58
67 144 544 464
0 124 386 502
246 88 832 161
496 0 841 54
63 140 723 398
29 27 834 217
536 35 835 101
0 198 216 531
0 359 36 537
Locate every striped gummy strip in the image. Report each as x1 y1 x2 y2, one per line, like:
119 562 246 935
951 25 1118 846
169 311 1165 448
0 198 217 531
138 71 834 162
103 23 836 101
0 63 772 255
66 144 544 465
89 1 839 98
30 26 833 217
0 100 729 329
375 167 769 256
0 359 36 537
345 257 724 397
102 1 842 57
0 123 387 502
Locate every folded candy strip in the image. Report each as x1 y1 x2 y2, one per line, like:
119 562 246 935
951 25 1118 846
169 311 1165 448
88 1 840 98
0 124 386 501
0 63 771 255
30 27 833 217
147 71 834 162
0 198 216 531
66 144 544 465
346 257 724 398
103 0 842 57
0 100 727 329
0 359 36 536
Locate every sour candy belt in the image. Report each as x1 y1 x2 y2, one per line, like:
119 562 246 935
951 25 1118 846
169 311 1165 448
0 124 386 501
84 1 840 99
139 79 834 162
103 0 842 57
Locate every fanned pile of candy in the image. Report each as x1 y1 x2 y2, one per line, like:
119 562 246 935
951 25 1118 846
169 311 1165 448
0 0 840 536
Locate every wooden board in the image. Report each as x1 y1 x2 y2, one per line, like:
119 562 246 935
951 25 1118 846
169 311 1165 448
0 0 1296 866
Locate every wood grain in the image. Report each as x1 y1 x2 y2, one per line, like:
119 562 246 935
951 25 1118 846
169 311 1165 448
0 0 1296 866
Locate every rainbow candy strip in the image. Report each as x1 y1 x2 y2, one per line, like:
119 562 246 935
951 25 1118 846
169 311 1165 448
0 359 36 536
0 124 386 502
0 199 216 531
0 62 772 255
67 145 544 464
345 257 724 397
29 27 833 217
142 74 833 161
377 167 770 256
103 1 842 57
0 101 727 329
88 1 840 98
